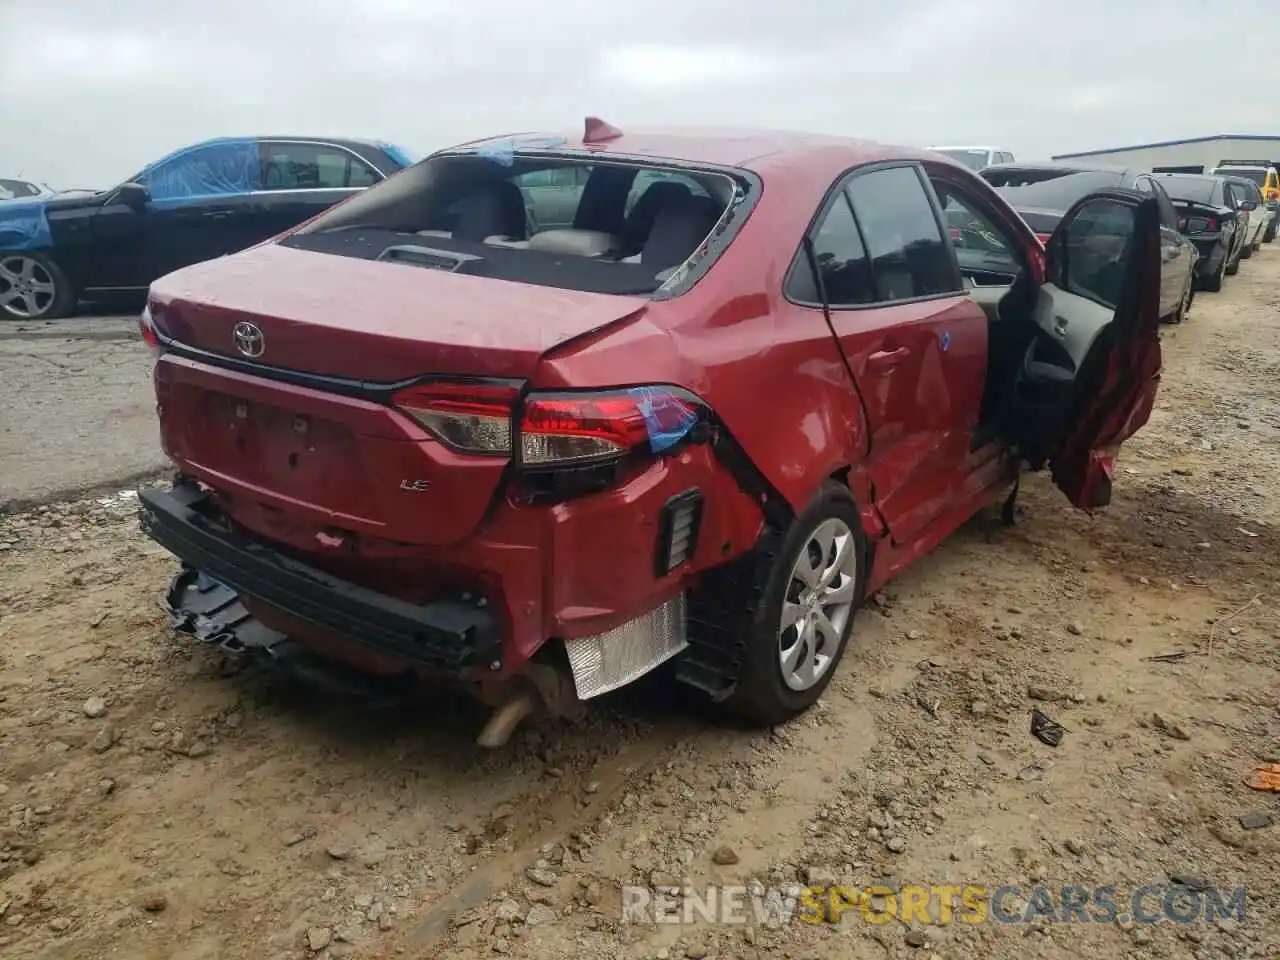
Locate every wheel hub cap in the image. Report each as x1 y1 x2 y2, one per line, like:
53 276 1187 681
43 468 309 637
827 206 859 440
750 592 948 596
778 517 859 692
0 256 56 319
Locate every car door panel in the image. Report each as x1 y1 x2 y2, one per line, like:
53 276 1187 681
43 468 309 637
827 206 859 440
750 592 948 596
43 197 147 291
834 165 986 547
1007 190 1162 509
844 296 988 544
147 193 264 281
139 139 265 282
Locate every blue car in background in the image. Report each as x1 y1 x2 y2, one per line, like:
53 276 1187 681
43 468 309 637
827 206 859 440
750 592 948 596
0 136 418 320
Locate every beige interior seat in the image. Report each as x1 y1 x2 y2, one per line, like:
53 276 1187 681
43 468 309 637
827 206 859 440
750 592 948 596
524 229 620 258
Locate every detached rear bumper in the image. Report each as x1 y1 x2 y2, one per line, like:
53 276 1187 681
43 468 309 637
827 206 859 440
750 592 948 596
139 481 501 674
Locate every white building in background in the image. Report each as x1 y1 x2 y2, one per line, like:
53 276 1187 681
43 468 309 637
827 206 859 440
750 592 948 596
1051 134 1280 173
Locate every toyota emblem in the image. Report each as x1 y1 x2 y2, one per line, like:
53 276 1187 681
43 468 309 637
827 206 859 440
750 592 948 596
233 321 265 358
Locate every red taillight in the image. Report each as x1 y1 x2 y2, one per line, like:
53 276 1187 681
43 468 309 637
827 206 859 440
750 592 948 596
1034 232 1052 247
391 381 516 454
1185 217 1218 234
390 383 703 466
139 304 163 357
521 389 700 466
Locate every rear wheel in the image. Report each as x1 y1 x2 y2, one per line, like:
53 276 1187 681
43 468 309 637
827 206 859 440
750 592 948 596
1241 243 1253 259
1203 254 1226 292
0 252 75 321
1264 219 1277 243
716 482 868 726
1226 246 1240 275
1168 279 1191 324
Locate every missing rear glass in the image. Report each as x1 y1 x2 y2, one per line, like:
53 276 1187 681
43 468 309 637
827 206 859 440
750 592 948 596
281 152 752 297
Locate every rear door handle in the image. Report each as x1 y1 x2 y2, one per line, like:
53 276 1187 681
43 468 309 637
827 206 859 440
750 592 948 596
867 346 910 371
202 209 234 220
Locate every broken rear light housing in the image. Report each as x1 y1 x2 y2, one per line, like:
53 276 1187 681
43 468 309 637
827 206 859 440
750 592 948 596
391 382 706 469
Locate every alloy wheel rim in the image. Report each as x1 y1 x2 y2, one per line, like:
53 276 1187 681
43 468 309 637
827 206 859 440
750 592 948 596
0 256 56 319
778 518 858 692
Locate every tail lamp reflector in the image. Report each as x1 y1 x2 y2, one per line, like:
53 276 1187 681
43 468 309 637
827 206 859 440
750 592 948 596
392 382 514 454
656 488 704 575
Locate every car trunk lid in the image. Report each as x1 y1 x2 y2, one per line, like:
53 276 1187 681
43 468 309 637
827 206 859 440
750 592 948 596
149 243 650 549
149 243 650 382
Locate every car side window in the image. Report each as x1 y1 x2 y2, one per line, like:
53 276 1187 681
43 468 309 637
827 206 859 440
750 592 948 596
845 166 962 301
1057 199 1134 310
1149 182 1179 230
929 178 1021 276
511 165 591 225
1136 176 1178 230
139 141 262 201
260 142 380 191
786 194 875 306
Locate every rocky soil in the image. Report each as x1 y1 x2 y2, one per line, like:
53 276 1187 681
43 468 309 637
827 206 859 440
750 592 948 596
1 253 1278 960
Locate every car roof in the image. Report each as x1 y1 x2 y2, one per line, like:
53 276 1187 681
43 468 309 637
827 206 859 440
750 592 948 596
927 144 1001 151
453 125 955 179
189 135 392 150
1154 173 1219 184
982 160 1132 174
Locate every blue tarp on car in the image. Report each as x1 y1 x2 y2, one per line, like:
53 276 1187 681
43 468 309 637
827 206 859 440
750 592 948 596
138 138 263 204
0 199 51 252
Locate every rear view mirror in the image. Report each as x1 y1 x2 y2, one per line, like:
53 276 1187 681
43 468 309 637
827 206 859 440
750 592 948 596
114 182 150 210
1240 199 1258 211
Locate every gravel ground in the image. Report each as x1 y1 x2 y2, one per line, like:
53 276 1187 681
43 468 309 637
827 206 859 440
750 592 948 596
0 254 1277 960
0 315 167 511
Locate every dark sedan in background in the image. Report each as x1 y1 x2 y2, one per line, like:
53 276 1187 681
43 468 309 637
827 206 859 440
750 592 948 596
0 136 418 321
977 162 1198 322
1152 173 1248 293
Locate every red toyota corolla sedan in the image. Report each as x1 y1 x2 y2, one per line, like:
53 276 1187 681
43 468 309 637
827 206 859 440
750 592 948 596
137 120 1163 745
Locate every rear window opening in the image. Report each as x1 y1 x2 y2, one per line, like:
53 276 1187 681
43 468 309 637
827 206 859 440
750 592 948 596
989 170 1126 207
1157 177 1215 205
281 152 748 296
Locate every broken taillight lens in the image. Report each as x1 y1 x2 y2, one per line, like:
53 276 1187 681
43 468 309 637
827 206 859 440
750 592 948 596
521 388 701 466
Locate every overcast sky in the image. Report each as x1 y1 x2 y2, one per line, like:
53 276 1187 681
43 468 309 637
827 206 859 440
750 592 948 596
1 0 1273 188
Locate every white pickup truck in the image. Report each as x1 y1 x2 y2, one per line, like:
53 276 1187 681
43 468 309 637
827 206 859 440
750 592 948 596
927 145 1016 172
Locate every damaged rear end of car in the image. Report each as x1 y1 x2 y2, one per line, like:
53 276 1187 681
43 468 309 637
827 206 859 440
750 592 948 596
138 130 775 745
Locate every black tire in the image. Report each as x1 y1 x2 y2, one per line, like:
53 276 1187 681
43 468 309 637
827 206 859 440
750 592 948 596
715 481 869 726
1241 243 1253 259
0 251 75 321
1167 279 1191 324
1264 220 1277 244
1202 256 1225 292
1226 249 1240 276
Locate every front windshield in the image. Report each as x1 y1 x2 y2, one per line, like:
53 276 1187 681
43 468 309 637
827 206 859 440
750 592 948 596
935 149 991 171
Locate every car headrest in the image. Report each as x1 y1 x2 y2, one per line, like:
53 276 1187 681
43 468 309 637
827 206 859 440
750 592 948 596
453 181 528 242
640 193 721 274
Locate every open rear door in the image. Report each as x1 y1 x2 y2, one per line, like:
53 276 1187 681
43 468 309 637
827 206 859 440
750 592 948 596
1005 189 1162 509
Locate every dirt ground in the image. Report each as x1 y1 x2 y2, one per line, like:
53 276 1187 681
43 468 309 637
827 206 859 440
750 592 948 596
1 252 1278 960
